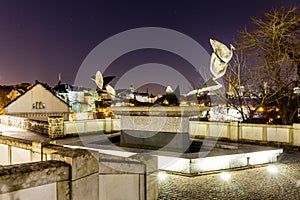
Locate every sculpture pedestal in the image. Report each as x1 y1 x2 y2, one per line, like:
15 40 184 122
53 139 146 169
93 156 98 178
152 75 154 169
110 106 208 152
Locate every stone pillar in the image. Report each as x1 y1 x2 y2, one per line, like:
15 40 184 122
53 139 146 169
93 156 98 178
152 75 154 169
51 148 99 200
229 121 239 141
130 154 158 200
99 153 146 200
48 116 64 139
105 117 112 133
31 142 43 162
292 123 300 146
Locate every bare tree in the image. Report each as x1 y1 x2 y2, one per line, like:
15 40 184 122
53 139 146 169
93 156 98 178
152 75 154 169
234 6 300 124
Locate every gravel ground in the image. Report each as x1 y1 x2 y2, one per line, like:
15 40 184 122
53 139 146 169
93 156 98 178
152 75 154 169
158 150 300 200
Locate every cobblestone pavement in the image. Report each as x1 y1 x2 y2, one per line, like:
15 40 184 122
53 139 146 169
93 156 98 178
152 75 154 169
158 151 300 200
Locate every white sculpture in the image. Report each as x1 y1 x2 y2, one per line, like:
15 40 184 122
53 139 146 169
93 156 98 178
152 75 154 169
210 39 235 79
166 86 174 94
105 84 116 98
91 70 103 90
91 70 115 98
210 39 235 63
187 39 235 96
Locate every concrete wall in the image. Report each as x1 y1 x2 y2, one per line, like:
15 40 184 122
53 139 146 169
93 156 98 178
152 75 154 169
0 135 157 200
0 137 53 166
190 121 298 145
0 183 57 200
64 118 121 135
0 160 69 200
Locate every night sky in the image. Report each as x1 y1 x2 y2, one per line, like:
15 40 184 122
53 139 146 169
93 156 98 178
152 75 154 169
0 0 299 93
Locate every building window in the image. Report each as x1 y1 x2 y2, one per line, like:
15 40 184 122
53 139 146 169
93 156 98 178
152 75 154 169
32 101 46 109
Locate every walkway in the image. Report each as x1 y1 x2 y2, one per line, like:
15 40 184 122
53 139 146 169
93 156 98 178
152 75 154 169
158 151 300 200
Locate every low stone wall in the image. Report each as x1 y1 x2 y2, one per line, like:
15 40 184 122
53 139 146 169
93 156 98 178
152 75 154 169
0 115 121 138
48 116 64 139
190 121 300 146
6 112 69 121
0 161 69 200
0 135 158 200
0 115 48 135
64 118 121 136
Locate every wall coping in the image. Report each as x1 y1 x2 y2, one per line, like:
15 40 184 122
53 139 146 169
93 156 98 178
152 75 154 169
0 160 69 194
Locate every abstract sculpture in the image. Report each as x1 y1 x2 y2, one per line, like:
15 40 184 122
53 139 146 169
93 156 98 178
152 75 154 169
91 70 116 98
187 39 235 96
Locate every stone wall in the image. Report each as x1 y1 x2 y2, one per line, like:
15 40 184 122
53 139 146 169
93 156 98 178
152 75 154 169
0 135 158 200
0 161 69 200
0 115 121 138
0 115 48 135
5 112 69 121
48 116 64 139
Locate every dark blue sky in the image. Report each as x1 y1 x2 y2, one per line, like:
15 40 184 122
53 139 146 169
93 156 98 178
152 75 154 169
0 0 299 88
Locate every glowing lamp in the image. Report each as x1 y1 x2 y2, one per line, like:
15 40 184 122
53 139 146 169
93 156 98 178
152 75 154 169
220 172 231 181
157 171 168 180
267 165 278 173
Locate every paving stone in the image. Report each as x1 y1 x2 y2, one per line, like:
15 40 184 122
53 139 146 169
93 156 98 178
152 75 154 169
158 151 300 199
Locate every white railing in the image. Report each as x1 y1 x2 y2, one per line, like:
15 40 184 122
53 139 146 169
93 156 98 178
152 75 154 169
190 121 300 146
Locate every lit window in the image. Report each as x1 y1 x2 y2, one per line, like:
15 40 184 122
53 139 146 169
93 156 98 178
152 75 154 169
32 101 45 109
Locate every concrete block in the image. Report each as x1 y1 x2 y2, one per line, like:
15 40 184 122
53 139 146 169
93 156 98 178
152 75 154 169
112 119 121 132
86 120 104 132
105 118 112 133
71 173 99 200
130 154 158 200
267 127 289 143
99 174 142 200
11 146 31 164
0 183 57 200
99 153 145 174
209 122 228 138
57 181 70 200
0 144 9 165
0 160 69 194
52 149 99 181
189 121 208 137
229 122 239 141
242 125 263 141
